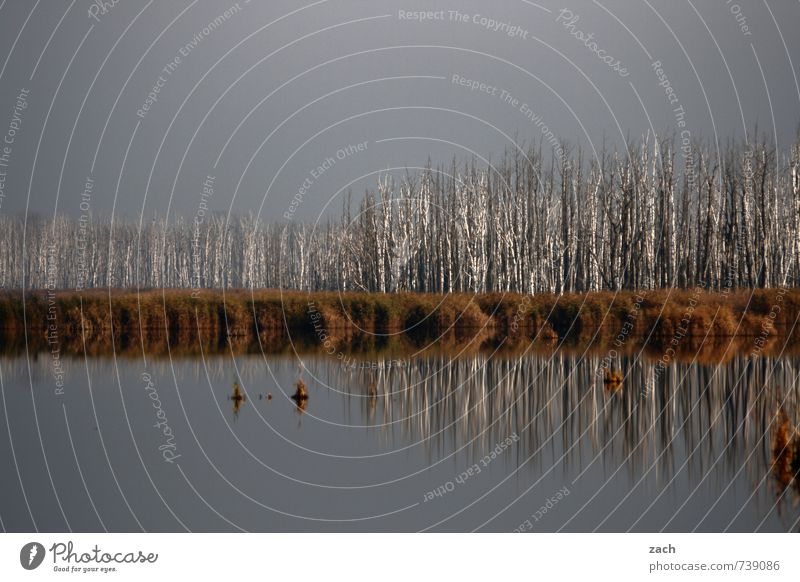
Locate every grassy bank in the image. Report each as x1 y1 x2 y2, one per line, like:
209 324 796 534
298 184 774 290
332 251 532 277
0 288 797 357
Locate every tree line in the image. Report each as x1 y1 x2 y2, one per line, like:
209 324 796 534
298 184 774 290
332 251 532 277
2 133 799 293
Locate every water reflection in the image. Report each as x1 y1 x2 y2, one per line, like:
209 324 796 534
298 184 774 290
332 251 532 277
1 345 798 531
317 353 800 514
229 380 245 418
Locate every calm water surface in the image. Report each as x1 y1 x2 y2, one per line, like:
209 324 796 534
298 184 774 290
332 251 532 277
1 348 799 532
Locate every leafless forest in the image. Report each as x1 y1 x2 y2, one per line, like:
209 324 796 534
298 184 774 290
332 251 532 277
3 134 799 293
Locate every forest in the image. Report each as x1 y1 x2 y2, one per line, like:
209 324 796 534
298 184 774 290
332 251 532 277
2 133 799 294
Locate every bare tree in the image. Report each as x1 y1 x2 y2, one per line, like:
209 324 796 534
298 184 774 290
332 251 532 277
4 135 798 293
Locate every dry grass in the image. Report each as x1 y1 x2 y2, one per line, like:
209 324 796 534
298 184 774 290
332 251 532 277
771 408 800 494
0 287 797 357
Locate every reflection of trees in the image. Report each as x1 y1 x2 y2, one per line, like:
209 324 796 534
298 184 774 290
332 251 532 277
330 354 800 510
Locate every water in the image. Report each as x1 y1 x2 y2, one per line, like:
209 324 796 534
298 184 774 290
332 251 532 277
1 347 798 532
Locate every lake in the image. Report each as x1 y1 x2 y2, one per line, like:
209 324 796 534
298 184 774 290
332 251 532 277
1 344 798 532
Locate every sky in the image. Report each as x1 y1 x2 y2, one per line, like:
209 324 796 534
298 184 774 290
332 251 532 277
0 0 798 224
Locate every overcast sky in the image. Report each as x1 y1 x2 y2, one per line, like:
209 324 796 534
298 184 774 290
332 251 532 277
0 0 798 223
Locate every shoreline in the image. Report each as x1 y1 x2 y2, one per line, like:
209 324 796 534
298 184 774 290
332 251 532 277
0 288 797 360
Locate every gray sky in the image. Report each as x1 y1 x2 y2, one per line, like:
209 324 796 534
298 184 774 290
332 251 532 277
0 0 798 224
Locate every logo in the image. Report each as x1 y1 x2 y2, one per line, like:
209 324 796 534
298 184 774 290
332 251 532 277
20 542 46 570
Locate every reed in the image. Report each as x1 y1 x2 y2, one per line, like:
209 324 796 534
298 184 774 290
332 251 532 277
0 288 797 351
